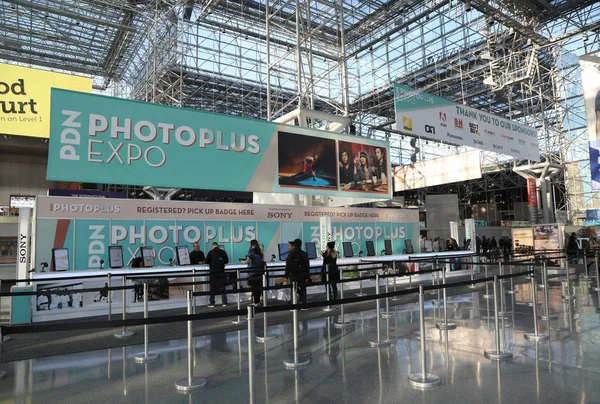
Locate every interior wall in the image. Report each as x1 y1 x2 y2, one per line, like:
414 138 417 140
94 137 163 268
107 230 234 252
0 153 55 206
425 194 459 239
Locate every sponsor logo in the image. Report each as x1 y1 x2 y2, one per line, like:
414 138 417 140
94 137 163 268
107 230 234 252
518 139 526 145
447 132 463 141
500 133 514 140
469 122 480 136
425 125 436 134
485 129 495 136
510 148 521 154
50 203 121 213
402 116 413 131
439 112 447 127
493 144 504 150
454 118 463 129
19 233 27 264
473 139 484 146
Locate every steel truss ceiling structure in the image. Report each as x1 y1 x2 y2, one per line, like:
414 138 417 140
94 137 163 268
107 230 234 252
1 0 600 219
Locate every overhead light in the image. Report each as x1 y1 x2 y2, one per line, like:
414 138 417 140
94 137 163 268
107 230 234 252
583 32 589 42
465 0 471 12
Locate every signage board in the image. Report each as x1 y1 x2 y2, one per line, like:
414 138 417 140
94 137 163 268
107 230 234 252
47 89 391 199
34 196 419 271
0 63 91 138
394 83 539 160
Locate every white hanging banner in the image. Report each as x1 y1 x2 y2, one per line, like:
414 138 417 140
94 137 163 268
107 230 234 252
319 215 332 253
17 208 31 286
449 221 459 243
465 218 476 252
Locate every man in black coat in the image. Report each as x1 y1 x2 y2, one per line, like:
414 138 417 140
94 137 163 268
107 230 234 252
189 242 205 265
205 242 229 307
285 238 310 305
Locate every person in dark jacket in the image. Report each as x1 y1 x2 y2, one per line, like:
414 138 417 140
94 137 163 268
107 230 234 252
205 242 229 307
321 241 339 300
189 242 205 265
482 236 489 258
285 238 310 305
242 239 264 306
490 236 498 249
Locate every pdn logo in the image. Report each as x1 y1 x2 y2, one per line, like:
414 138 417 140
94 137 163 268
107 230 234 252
425 125 435 134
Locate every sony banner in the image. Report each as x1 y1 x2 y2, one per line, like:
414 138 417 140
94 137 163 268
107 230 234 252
47 89 391 199
464 218 476 252
35 196 419 271
17 208 31 285
319 215 332 254
394 83 539 161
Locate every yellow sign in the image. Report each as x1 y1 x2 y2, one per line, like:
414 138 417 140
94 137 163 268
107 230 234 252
0 63 92 138
402 116 413 131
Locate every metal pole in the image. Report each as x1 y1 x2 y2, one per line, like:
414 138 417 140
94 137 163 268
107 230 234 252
114 275 134 338
582 252 590 280
436 265 456 330
248 305 256 403
322 265 334 312
283 282 310 369
334 267 352 328
540 261 556 320
483 264 492 299
391 261 400 300
381 272 393 318
192 268 197 314
256 273 277 342
524 275 549 342
467 259 476 288
356 269 365 297
506 264 516 295
593 251 600 293
134 282 158 362
232 270 245 324
107 273 112 321
175 290 207 391
408 285 441 388
563 259 573 300
370 273 390 347
484 276 513 361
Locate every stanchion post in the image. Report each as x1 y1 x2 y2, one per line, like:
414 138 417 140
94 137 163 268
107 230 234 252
408 285 441 388
563 259 573 300
334 268 352 328
381 271 393 318
256 273 277 342
175 290 207 391
232 270 245 324
483 264 492 299
192 268 197 314
114 275 134 338
248 305 256 403
283 282 310 369
370 273 391 347
593 251 600 293
322 265 334 312
484 276 513 361
107 273 112 321
436 265 456 330
356 268 365 297
134 282 159 363
524 274 549 342
391 261 400 300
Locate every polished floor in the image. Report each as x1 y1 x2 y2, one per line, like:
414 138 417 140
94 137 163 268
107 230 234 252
1 276 600 403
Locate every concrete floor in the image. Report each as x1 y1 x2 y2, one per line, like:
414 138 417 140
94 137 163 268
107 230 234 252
0 274 599 403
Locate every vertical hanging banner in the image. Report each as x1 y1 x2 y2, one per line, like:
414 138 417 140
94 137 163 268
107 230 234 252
580 51 600 189
393 83 539 161
449 221 459 243
464 218 476 252
526 178 538 206
17 208 31 285
319 215 332 254
47 89 391 199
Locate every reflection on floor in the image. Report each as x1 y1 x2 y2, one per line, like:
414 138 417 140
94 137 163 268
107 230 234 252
1 278 599 403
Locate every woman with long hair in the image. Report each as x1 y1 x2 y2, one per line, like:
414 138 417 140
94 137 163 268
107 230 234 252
242 239 265 306
321 242 339 300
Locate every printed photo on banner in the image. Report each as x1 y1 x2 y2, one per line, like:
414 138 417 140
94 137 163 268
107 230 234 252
277 131 337 190
35 282 83 312
338 141 388 193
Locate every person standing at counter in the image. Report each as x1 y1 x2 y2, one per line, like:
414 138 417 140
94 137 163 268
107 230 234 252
189 242 206 265
205 242 229 307
321 242 339 300
285 239 310 305
242 240 265 306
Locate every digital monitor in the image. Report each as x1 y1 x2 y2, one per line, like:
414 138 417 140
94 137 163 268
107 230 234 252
278 243 289 261
52 248 70 271
342 242 353 258
176 245 191 266
384 239 393 255
141 246 155 268
305 242 317 259
366 240 376 257
404 240 414 254
108 245 124 269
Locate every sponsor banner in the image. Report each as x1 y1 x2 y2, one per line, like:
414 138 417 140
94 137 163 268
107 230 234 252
34 196 419 270
465 218 476 252
580 52 600 142
526 178 538 207
589 140 600 190
393 150 481 191
48 189 127 199
47 89 390 199
0 63 91 138
393 84 539 161
586 209 600 221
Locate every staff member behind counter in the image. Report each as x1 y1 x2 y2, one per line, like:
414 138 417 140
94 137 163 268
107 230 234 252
189 242 206 265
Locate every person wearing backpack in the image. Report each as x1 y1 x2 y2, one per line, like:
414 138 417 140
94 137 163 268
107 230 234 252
241 239 265 306
285 238 310 305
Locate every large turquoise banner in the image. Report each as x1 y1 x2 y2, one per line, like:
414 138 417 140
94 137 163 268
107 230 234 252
48 89 391 199
34 196 419 271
